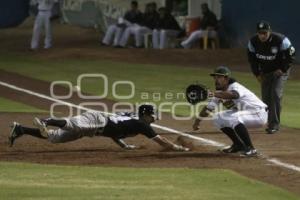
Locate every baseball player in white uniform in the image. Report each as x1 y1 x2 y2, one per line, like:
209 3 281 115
30 0 58 50
193 66 268 156
9 105 189 151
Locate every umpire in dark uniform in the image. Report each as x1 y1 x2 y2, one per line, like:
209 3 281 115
247 21 295 134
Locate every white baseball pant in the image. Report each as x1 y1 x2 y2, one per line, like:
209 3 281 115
47 111 107 143
118 25 152 47
152 29 179 49
31 10 52 49
102 24 124 46
181 29 217 49
213 108 268 130
119 24 140 47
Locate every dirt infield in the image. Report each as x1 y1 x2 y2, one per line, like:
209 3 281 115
0 18 300 195
1 70 300 195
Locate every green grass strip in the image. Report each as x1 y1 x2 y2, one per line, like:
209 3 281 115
0 162 299 200
0 97 47 113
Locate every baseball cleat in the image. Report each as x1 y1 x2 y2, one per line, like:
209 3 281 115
240 148 258 157
265 128 279 134
219 145 245 153
8 122 22 147
33 117 49 138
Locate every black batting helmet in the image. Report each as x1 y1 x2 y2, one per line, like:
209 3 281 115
138 104 155 117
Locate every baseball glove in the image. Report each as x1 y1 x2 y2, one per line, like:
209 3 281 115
185 84 208 105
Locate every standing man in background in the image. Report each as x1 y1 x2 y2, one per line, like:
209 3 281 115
247 21 295 134
30 0 58 50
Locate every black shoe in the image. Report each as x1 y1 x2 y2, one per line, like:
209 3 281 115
8 122 23 147
240 148 258 157
175 44 184 49
220 145 244 153
113 45 124 48
100 42 109 46
134 45 144 49
265 128 279 134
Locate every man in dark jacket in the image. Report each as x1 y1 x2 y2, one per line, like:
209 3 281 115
152 7 181 49
247 21 295 134
181 3 218 48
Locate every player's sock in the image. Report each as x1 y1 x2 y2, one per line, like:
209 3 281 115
21 126 47 139
234 123 254 149
221 127 245 147
44 118 66 128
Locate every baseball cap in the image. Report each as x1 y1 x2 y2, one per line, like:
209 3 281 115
256 21 271 32
210 66 231 77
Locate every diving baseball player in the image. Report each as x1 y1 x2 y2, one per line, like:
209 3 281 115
9 105 189 151
193 66 268 156
30 0 58 50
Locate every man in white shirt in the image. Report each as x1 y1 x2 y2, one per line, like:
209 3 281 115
193 66 268 156
30 0 58 50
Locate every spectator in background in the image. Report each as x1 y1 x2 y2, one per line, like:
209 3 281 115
152 7 181 49
101 1 143 47
119 2 159 48
180 3 217 49
30 0 58 50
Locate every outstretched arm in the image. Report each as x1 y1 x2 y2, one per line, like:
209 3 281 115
112 138 137 150
193 106 211 130
152 135 189 151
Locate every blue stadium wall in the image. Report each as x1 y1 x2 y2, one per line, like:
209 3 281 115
0 0 30 28
221 0 299 61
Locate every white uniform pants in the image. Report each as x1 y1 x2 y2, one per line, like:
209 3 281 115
119 24 140 47
181 29 217 49
136 26 152 47
119 25 152 47
102 24 124 46
152 29 179 49
213 109 268 130
31 10 52 49
47 111 107 143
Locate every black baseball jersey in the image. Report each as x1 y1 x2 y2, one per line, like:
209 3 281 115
200 10 218 30
142 11 159 29
155 13 181 31
124 10 143 25
101 115 157 140
247 32 295 76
